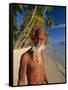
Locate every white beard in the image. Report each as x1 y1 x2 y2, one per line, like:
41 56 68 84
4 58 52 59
32 43 45 64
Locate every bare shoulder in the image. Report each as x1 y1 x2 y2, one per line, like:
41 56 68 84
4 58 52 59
20 52 31 65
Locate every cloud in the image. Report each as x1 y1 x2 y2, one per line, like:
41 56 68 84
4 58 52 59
52 24 65 29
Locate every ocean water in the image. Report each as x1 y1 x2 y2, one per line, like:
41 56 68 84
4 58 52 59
46 44 66 67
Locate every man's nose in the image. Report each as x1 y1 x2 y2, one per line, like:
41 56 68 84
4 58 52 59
38 40 41 44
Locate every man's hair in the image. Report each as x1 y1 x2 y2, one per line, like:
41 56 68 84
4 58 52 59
31 26 40 40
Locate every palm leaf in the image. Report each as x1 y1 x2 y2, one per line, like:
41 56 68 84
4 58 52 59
47 16 55 28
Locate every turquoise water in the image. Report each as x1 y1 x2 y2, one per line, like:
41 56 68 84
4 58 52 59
46 44 66 67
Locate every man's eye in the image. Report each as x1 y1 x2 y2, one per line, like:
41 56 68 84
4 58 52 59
40 38 43 41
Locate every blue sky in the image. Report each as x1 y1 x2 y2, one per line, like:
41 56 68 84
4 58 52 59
45 6 66 42
47 26 65 42
16 11 27 29
46 6 65 25
16 12 23 29
16 5 66 42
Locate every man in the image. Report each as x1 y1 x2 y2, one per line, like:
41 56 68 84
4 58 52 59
18 27 48 85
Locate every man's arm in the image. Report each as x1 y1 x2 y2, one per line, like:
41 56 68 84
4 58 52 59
18 53 29 86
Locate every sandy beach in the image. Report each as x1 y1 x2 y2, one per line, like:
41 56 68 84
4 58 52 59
45 53 65 84
13 46 65 86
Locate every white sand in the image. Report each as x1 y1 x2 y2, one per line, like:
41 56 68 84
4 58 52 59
45 54 65 83
13 47 65 86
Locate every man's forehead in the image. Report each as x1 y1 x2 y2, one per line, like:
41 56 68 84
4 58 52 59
39 31 45 36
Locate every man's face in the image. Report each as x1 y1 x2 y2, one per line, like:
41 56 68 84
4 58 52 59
34 31 45 47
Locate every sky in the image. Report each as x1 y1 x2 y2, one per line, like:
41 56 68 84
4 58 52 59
16 5 66 43
16 12 23 29
16 11 27 29
45 6 66 42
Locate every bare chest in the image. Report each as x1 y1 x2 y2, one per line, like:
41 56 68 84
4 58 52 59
28 54 44 71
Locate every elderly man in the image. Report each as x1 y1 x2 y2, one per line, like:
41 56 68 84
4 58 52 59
18 27 48 85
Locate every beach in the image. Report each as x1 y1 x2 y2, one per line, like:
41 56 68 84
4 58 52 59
45 50 65 84
45 44 65 83
13 45 65 86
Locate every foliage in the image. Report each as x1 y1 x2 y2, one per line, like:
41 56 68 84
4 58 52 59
12 4 54 48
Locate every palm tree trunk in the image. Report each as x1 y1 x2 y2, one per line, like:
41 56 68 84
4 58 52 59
14 6 37 48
